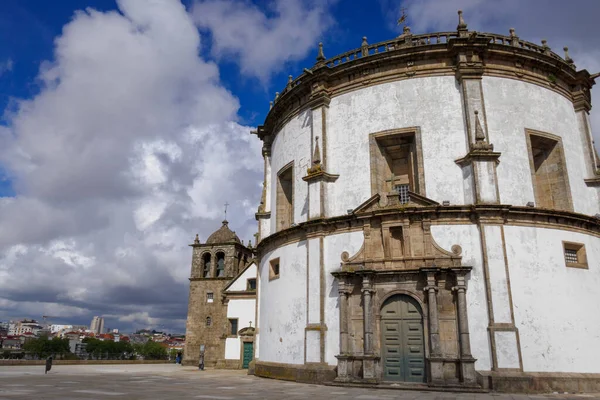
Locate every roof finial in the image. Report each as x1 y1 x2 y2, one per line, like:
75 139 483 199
287 75 293 90
361 37 369 57
474 110 486 142
224 202 229 222
313 136 321 166
316 42 326 64
194 234 200 245
541 39 550 55
564 46 574 64
457 10 468 31
507 28 520 46
397 7 408 28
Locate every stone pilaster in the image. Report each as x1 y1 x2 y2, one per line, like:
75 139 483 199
453 268 477 385
362 275 374 355
423 270 441 356
255 136 272 242
361 274 377 380
334 276 351 382
422 268 444 385
478 221 522 372
450 19 503 205
303 104 338 219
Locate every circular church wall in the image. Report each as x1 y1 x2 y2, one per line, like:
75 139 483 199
252 14 600 390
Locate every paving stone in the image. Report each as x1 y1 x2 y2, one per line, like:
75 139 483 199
0 365 599 399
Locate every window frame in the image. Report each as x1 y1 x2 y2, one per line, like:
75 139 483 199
206 292 214 303
369 128 425 197
228 318 239 337
206 316 212 327
247 278 257 291
216 252 226 277
525 129 573 211
202 253 212 278
276 161 294 231
562 241 588 269
269 258 280 281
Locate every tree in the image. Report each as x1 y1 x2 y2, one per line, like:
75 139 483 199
23 336 70 358
136 340 167 360
82 337 133 359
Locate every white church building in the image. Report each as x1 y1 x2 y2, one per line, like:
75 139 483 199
248 11 600 393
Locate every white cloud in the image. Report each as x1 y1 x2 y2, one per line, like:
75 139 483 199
192 0 334 81
0 0 262 331
0 59 13 76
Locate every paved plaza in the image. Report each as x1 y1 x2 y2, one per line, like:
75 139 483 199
0 364 599 399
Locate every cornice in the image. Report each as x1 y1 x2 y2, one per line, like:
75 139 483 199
254 31 594 146
255 205 600 257
455 149 502 167
584 177 600 187
302 170 339 183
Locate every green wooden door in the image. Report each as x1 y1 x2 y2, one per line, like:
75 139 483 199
242 342 253 369
381 295 425 383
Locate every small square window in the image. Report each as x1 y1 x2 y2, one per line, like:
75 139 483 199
206 292 214 303
563 241 588 269
247 278 257 291
206 317 212 327
228 319 238 336
269 258 280 281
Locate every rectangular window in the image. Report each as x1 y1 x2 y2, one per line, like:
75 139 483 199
247 278 257 291
229 319 238 336
369 128 424 197
276 162 293 231
563 241 588 269
526 130 572 211
269 258 280 281
206 292 214 303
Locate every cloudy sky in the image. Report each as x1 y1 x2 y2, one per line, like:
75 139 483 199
0 0 598 333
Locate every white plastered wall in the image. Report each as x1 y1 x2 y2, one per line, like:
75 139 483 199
224 298 256 360
257 241 307 364
326 76 468 217
323 231 364 366
269 109 312 232
227 263 256 292
483 77 600 215
504 226 600 373
431 224 491 371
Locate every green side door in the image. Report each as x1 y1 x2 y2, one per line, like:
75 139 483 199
242 342 253 369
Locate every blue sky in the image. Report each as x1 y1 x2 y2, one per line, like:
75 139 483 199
0 0 598 332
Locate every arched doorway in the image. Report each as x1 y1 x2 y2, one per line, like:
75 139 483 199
380 294 425 383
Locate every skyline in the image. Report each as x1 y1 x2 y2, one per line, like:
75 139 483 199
0 0 599 332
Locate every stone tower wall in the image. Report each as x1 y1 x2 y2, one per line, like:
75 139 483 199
183 242 253 366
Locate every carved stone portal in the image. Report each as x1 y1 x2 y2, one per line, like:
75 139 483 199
333 193 478 387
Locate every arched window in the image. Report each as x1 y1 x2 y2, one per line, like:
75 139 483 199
237 252 243 274
202 253 211 278
216 252 225 277
206 317 212 327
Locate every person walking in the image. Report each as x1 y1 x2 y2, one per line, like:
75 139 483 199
45 356 53 374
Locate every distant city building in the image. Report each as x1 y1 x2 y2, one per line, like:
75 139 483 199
8 320 44 336
50 324 73 334
89 316 105 334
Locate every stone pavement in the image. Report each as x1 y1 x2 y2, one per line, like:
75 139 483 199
0 364 599 399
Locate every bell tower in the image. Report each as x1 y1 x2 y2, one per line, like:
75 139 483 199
183 220 253 367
